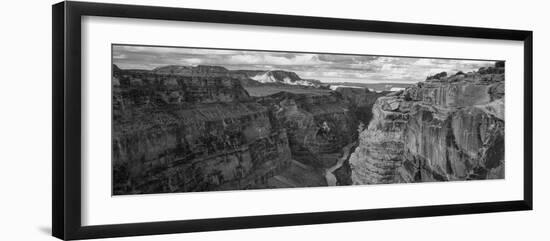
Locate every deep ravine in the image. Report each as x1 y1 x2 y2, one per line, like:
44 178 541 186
325 142 356 186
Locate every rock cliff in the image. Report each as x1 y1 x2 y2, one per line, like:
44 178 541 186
112 65 361 194
130 64 321 87
349 63 505 184
113 65 293 194
258 92 357 169
112 60 504 194
113 65 251 107
248 70 321 87
331 87 389 185
335 87 390 125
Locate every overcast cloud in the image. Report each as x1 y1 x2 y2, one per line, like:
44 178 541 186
113 45 496 84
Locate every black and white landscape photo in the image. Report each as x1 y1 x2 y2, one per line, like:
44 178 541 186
112 44 505 195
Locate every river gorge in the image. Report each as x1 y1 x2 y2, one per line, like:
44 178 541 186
112 58 505 195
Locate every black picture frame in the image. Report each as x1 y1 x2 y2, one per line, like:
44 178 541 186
52 1 533 240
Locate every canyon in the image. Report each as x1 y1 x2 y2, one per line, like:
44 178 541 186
112 62 505 195
112 64 367 194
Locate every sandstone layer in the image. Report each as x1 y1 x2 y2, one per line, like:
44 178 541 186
113 65 292 194
112 61 505 194
349 64 505 184
112 65 364 194
259 92 357 168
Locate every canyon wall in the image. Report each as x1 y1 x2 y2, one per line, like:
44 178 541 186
146 64 322 87
259 92 357 169
335 87 390 127
112 65 363 194
349 64 505 184
112 61 504 193
113 66 292 194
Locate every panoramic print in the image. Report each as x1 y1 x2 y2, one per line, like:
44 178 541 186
112 44 505 195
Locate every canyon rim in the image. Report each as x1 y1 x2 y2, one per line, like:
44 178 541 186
111 45 505 195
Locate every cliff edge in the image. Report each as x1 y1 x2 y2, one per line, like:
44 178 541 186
349 63 505 184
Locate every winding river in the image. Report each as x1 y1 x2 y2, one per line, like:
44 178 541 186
325 142 356 186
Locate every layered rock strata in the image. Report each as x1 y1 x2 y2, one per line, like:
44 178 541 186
113 66 293 194
112 65 363 194
144 64 322 87
258 92 357 169
349 64 505 184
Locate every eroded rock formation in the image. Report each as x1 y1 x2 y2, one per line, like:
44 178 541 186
138 64 322 87
113 65 293 194
349 64 505 184
112 61 505 194
112 65 362 194
258 92 357 168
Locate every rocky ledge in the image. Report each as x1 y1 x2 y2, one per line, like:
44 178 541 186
349 63 505 184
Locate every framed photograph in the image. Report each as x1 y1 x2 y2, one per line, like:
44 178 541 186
52 1 533 240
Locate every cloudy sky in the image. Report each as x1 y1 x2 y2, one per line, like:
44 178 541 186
113 45 496 84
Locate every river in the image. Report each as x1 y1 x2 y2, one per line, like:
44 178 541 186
324 142 356 186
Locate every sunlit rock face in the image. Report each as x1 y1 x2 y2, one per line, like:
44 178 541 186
350 64 505 185
249 70 322 87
